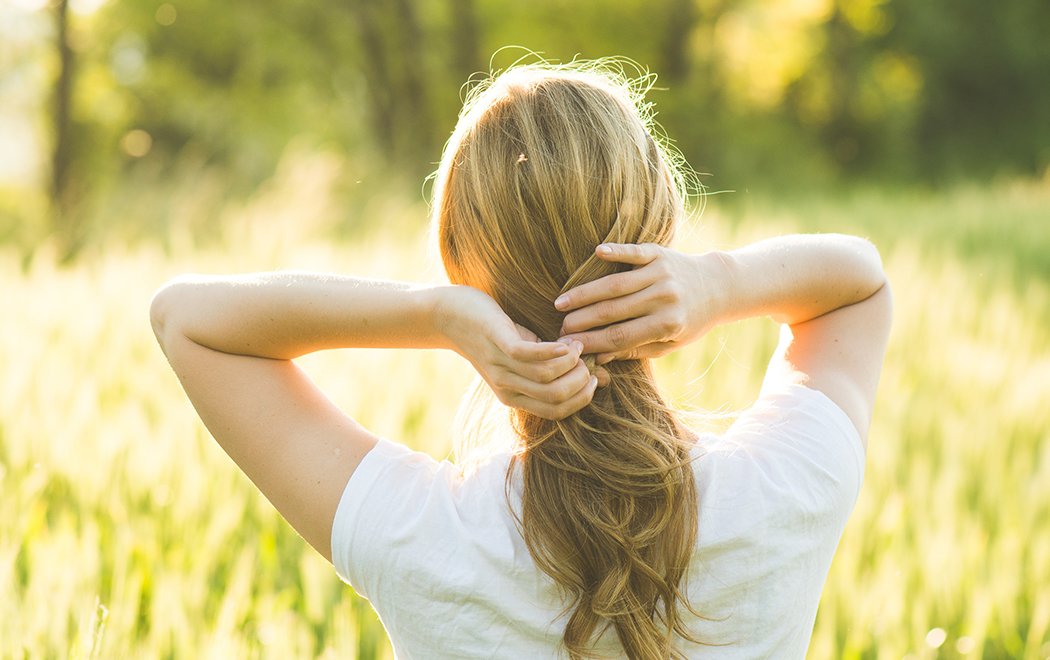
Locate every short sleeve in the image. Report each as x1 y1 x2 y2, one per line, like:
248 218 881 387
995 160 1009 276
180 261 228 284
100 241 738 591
725 383 866 517
679 384 866 656
328 440 559 658
330 437 455 598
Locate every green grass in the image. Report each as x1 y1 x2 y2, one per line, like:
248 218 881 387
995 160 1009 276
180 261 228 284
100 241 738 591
1 160 1048 658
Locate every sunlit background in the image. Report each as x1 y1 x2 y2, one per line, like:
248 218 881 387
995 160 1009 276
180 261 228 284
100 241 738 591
1 0 1048 658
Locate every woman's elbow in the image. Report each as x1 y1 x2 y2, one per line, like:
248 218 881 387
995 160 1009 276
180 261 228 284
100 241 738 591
149 275 196 351
840 235 887 297
858 236 887 279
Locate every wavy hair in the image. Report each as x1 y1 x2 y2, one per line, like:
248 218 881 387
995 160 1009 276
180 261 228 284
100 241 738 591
432 62 702 659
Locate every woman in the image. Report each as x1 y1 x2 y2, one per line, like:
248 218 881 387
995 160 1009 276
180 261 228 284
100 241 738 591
151 63 892 659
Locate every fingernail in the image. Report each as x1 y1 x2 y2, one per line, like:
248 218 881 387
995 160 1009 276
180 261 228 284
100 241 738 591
573 341 584 354
589 376 598 389
554 294 569 310
597 244 612 256
557 336 573 345
597 354 613 365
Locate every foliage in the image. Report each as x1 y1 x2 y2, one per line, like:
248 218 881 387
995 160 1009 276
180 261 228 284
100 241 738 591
4 0 1049 255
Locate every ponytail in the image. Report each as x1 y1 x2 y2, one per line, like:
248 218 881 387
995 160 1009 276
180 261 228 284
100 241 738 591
511 359 701 659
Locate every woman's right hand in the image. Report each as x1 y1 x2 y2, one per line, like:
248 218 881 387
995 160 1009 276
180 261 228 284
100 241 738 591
556 243 723 364
437 285 598 420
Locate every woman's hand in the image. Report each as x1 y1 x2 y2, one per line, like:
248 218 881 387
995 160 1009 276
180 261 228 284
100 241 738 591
437 286 598 420
556 243 721 364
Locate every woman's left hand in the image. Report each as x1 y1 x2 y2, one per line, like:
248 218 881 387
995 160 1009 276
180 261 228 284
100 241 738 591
556 243 715 364
437 286 598 420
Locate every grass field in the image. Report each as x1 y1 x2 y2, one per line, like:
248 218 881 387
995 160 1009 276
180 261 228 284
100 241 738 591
1 158 1048 659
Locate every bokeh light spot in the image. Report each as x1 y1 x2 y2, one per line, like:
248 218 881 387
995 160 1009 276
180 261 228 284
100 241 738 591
156 4 176 25
955 636 976 653
121 129 152 157
925 628 947 648
110 33 147 85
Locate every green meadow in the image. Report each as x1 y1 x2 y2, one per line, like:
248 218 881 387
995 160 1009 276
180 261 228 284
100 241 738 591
1 164 1048 659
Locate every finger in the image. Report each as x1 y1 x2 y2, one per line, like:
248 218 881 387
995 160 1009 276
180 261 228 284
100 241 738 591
509 374 599 421
524 343 585 384
522 346 584 385
595 366 610 387
503 337 571 362
555 267 660 312
504 341 582 381
506 358 592 404
561 317 668 356
514 323 541 343
560 289 661 335
488 320 570 361
594 242 662 266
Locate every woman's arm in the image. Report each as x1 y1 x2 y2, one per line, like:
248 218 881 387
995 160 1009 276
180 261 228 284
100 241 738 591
151 273 452 359
557 235 892 446
150 272 596 560
152 272 596 413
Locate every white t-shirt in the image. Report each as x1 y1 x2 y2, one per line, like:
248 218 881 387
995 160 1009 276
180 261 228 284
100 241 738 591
331 384 865 659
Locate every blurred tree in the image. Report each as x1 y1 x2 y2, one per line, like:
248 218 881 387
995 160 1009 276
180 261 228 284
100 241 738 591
661 0 698 84
50 0 76 256
888 0 1050 179
14 0 1050 253
812 2 870 173
785 0 1050 181
448 0 483 89
346 0 435 166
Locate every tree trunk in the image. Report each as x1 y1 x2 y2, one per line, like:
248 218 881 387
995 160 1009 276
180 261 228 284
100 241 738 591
392 0 432 158
448 0 482 84
347 0 396 154
823 4 862 169
51 0 76 252
346 0 433 169
662 0 696 84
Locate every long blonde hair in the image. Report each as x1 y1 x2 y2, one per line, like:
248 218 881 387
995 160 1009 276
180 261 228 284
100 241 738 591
432 62 701 659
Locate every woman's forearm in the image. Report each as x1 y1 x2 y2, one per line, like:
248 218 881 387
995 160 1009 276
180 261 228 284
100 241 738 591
150 271 597 420
550 233 888 362
150 272 450 360
704 234 887 328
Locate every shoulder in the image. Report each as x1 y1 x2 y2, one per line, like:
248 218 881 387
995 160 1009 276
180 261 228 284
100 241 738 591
329 440 562 655
683 385 865 649
695 383 865 518
330 439 519 592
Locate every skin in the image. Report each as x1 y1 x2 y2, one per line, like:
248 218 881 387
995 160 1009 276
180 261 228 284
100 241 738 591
150 233 892 562
558 235 893 447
